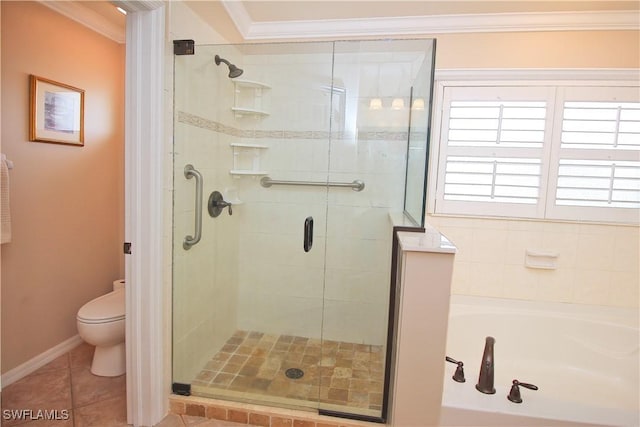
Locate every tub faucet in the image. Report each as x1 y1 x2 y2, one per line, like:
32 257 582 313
476 336 496 394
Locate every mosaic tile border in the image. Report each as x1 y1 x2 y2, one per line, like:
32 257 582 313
177 111 418 142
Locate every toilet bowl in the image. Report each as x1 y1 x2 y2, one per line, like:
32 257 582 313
77 280 125 376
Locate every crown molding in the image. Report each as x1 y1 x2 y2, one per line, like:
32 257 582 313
112 1 164 13
221 6 639 40
39 1 125 44
221 0 253 37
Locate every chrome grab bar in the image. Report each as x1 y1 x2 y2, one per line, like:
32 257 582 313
260 176 365 192
183 164 203 250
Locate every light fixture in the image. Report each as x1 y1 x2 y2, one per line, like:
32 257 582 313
412 98 425 110
391 98 405 110
116 6 127 15
369 98 383 110
369 63 383 110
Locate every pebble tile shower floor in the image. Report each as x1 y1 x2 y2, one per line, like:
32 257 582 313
192 331 385 416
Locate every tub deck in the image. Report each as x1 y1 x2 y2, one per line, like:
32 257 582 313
440 296 639 427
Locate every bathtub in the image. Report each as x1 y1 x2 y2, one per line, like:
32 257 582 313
440 295 639 427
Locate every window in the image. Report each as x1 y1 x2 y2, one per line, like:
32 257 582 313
434 84 640 223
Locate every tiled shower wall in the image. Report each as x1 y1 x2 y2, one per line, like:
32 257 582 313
231 50 417 345
428 215 639 308
173 49 242 383
172 44 429 377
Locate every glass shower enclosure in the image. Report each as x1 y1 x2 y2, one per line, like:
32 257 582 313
172 39 436 421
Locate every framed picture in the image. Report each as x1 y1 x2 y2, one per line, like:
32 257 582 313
29 75 84 146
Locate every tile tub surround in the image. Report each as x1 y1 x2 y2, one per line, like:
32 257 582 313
191 331 384 418
0 343 127 427
169 395 381 427
427 215 640 308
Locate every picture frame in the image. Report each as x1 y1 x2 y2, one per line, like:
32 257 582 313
29 75 84 146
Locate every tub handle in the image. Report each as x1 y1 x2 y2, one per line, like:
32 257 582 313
507 379 538 403
445 356 466 383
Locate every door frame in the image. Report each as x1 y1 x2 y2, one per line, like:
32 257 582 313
120 1 167 425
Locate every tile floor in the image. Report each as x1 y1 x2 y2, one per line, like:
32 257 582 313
1 338 381 427
0 343 127 427
191 331 385 418
0 344 246 427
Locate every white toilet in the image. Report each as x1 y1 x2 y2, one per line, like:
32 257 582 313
77 279 126 377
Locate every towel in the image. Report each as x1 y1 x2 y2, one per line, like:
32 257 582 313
1 153 12 244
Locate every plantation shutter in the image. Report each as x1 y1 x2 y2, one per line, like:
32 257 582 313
435 84 639 224
547 87 640 223
435 86 554 218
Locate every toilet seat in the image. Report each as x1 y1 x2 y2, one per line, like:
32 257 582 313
77 289 125 324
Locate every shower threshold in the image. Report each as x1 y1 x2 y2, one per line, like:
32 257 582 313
191 330 385 419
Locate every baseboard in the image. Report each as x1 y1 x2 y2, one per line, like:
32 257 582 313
1 334 83 389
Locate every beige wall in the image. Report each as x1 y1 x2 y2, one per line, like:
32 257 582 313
256 30 639 70
433 30 639 69
1 1 125 373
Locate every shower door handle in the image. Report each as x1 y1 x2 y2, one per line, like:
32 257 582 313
304 216 313 252
183 164 203 250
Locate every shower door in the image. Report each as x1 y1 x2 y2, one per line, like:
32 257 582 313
172 42 336 413
172 38 436 422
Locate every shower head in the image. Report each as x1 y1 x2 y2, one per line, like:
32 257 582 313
215 55 243 79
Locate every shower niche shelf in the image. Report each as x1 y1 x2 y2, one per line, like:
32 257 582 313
229 143 268 176
232 80 271 118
